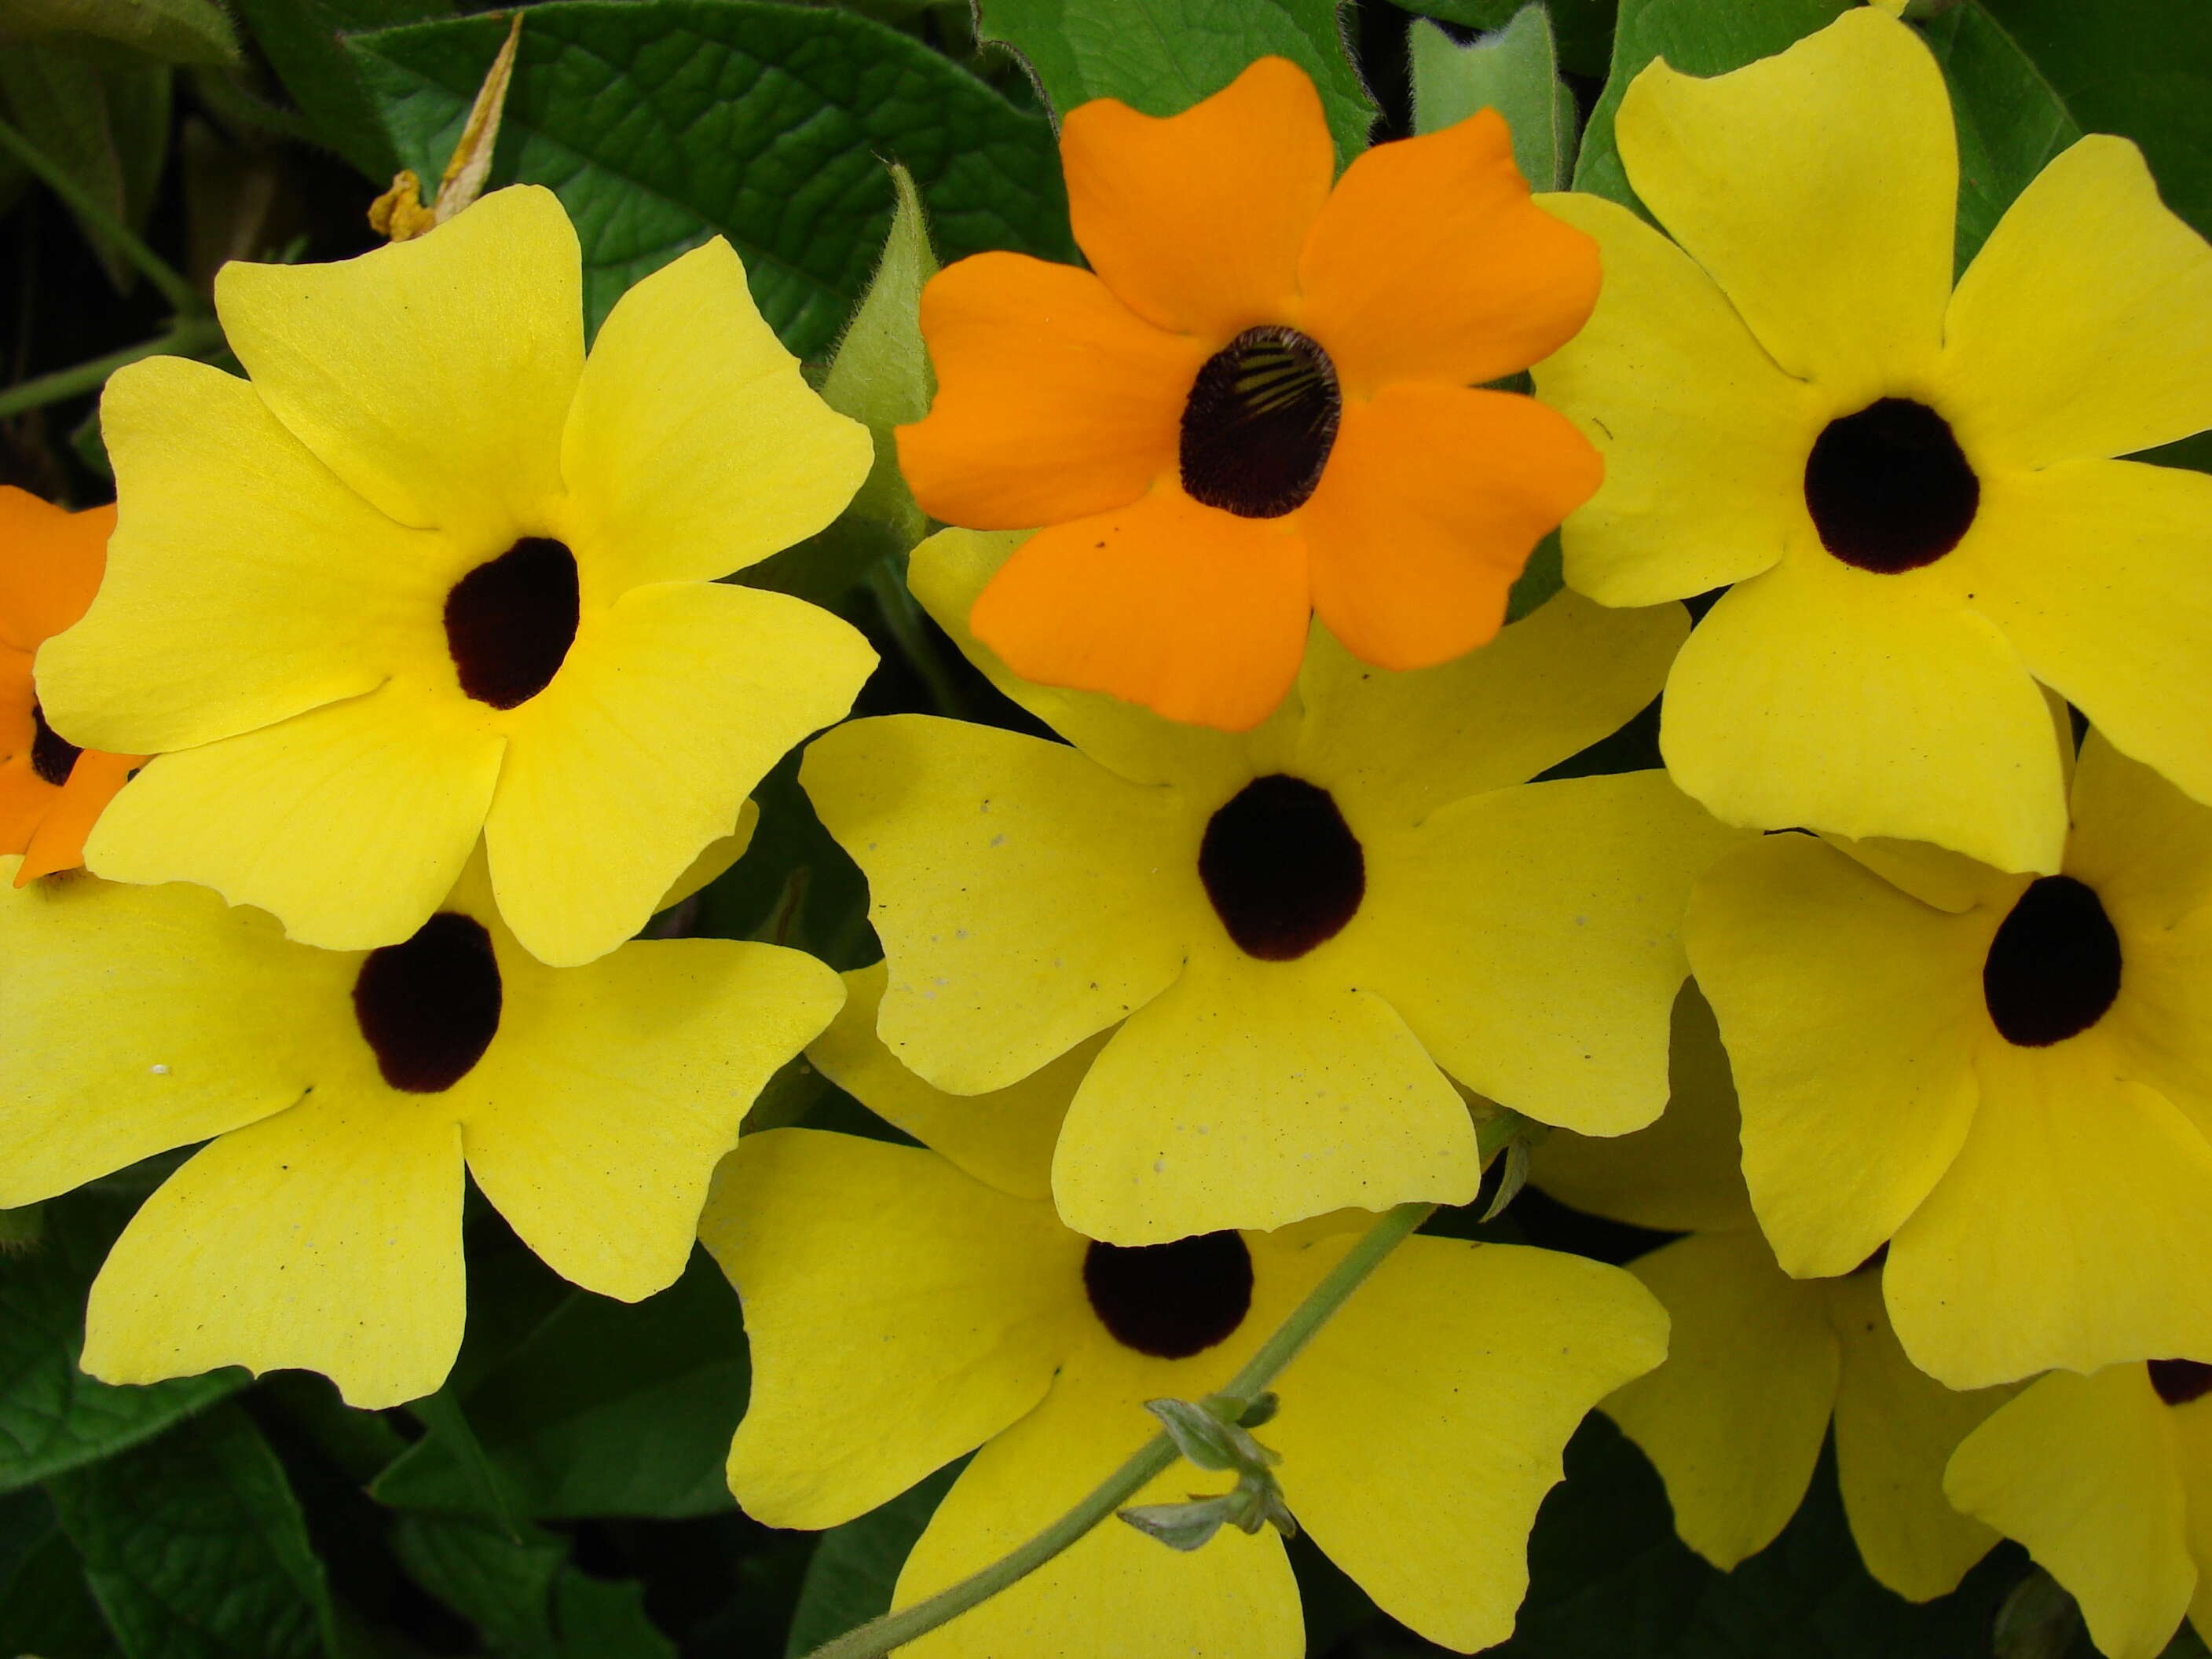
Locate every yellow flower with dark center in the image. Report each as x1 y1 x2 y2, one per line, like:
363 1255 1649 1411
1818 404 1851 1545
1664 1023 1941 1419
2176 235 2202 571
38 186 875 967
1532 988 2011 1599
1531 9 2212 873
1945 1358 2212 1659
702 996 1667 1657
0 848 839 1408
801 527 1741 1243
1685 731 2212 1390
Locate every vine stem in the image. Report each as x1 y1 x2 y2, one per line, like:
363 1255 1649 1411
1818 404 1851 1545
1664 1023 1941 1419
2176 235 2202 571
801 1111 1529 1659
0 317 224 421
0 115 203 317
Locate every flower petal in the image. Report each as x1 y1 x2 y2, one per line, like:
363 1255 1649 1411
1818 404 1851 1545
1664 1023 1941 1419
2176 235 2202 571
1298 110 1599 396
1530 191 1826 606
85 679 504 953
1685 834 1985 1279
460 938 840 1301
18 749 143 884
898 255 1206 530
485 580 871 967
706 1130 1078 1529
561 238 872 588
214 186 582 547
1051 947 1480 1243
81 1085 466 1409
802 714 1192 1094
1276 1239 1667 1651
38 356 446 755
1061 56 1333 339
1298 386 1600 669
1946 1368 2195 1659
1352 771 1743 1137
1939 137 2212 469
1661 553 2069 873
1615 9 1954 398
0 488 110 653
968 482 1311 733
1889 1037 2212 1388
1603 1230 1837 1573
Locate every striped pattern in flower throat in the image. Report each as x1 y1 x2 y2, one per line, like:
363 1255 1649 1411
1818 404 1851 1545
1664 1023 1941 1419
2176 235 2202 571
1180 326 1342 518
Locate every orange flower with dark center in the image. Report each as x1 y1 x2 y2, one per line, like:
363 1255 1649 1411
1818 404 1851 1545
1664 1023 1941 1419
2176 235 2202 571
897 57 1605 731
0 487 144 884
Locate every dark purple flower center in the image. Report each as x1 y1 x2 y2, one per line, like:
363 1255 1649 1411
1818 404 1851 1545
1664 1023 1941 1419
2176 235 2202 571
1804 397 1978 573
352 912 503 1093
1180 326 1342 519
1083 1232 1254 1360
1199 775 1364 961
445 537 579 709
28 702 79 786
1982 875 2122 1048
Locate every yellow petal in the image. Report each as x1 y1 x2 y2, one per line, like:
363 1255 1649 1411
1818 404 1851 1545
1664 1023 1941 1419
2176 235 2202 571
1818 833 2023 916
81 1085 467 1409
1824 1271 2005 1602
1939 137 2212 469
36 356 449 755
2172 1398 2212 1644
801 715 1192 1094
1352 770 1744 1136
561 238 872 590
1530 190 1825 607
1661 551 2069 873
215 185 581 548
807 961 1090 1202
654 797 760 915
1615 9 1953 401
1273 1239 1667 1650
460 937 840 1302
0 870 347 1206
486 580 871 967
85 681 504 953
705 1130 1079 1529
1605 1230 1837 1572
1946 1367 2195 1659
1051 946 1480 1243
2070 729 2212 928
1686 834 1985 1278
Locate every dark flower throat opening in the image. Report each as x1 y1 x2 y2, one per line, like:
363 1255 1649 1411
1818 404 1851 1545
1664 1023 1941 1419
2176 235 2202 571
1981 875 2122 1048
1084 1232 1254 1359
353 911 503 1093
1199 774 1365 961
28 702 80 786
445 536 580 709
2151 1359 2212 1408
1180 326 1342 519
1804 397 1979 573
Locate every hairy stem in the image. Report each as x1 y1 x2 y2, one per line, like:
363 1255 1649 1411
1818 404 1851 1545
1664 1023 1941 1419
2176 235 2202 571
0 317 225 421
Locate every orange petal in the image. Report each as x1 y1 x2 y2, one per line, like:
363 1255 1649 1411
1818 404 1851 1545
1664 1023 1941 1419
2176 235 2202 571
17 748 141 882
969 482 1309 731
899 253 1207 530
1298 110 1600 397
0 487 113 654
1062 57 1335 340
1301 384 1602 668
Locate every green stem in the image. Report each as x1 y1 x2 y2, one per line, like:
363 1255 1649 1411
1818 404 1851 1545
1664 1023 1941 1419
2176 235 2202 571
0 317 224 421
801 1111 1528 1659
0 115 203 316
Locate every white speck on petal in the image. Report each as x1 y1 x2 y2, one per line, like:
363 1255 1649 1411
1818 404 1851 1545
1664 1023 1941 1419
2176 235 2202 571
148 1064 170 1076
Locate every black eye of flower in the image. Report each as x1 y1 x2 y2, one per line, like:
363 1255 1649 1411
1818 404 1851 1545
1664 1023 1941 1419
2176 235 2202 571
2150 1359 2212 1408
1180 326 1342 519
27 702 81 786
1981 875 2123 1048
1083 1232 1254 1360
445 536 580 709
1199 774 1365 961
352 911 504 1093
1803 397 1979 573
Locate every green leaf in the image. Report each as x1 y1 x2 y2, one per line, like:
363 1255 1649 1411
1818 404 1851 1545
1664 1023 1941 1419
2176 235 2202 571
0 1190 247 1496
1571 0 1851 211
45 1401 336 1659
0 42 173 294
976 0 1375 160
1503 529 1564 624
822 162 938 548
0 1490 118 1659
548 1571 676 1659
389 1513 566 1657
782 1459 963 1657
225 0 446 181
350 0 1077 351
5 0 240 65
1408 4 1576 188
1919 2 2082 271
1391 0 1617 78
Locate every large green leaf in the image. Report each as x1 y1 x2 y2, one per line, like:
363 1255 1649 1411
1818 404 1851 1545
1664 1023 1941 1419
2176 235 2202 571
0 1490 117 1659
1918 2 2082 272
8 0 240 65
0 1190 246 1495
975 0 1374 159
350 0 1077 351
0 42 172 294
1408 4 1577 188
782 1460 962 1657
226 0 450 182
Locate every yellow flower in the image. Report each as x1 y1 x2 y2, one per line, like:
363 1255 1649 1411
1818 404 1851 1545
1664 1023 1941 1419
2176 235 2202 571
0 848 840 1408
38 186 875 967
702 997 1666 1657
800 528 1741 1243
1946 1360 2212 1659
1531 9 2212 873
1533 988 2010 1599
1684 731 2212 1390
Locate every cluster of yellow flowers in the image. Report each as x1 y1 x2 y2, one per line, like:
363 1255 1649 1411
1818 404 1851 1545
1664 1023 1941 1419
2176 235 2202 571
5 9 2212 1656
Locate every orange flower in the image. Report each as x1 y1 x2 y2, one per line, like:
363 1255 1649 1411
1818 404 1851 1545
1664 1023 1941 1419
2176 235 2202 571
897 57 1603 731
1 487 145 884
